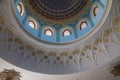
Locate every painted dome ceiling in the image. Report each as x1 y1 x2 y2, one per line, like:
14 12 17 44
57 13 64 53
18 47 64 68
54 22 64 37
0 0 114 75
24 0 91 24
12 0 109 43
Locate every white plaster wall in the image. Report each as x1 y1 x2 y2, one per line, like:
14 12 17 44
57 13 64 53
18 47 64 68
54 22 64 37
0 0 120 79
0 56 120 80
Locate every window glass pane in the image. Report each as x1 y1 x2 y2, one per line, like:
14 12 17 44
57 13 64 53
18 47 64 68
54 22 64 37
80 21 87 30
63 29 71 36
28 19 37 30
93 6 99 17
17 2 24 16
44 28 53 36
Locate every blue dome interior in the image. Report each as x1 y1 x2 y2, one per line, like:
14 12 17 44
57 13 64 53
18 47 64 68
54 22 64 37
13 0 107 43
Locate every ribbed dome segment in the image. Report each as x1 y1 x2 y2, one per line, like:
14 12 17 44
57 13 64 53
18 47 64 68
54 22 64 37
25 0 91 24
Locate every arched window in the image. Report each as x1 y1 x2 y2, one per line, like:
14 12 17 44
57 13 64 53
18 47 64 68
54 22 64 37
17 2 24 16
79 21 87 30
28 19 37 30
92 5 99 17
63 29 72 37
44 28 54 36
